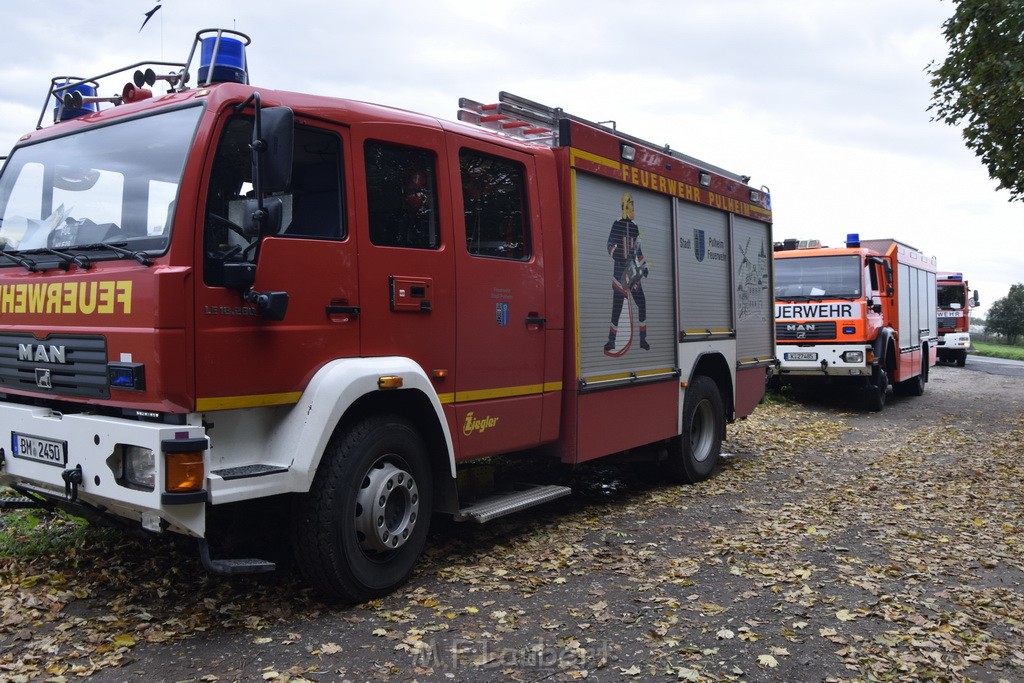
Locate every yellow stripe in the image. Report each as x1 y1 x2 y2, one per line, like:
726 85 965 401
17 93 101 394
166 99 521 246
571 168 582 380
570 148 621 172
681 328 733 335
583 368 675 384
197 391 302 412
200 382 566 411
583 371 635 383
636 367 675 377
439 382 563 404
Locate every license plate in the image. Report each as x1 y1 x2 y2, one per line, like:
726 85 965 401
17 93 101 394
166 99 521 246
11 432 67 467
785 352 818 361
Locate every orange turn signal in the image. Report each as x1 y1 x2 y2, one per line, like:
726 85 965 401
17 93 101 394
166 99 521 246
378 375 404 390
165 452 204 493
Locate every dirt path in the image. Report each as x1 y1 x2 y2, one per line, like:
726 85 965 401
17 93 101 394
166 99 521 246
2 364 1022 682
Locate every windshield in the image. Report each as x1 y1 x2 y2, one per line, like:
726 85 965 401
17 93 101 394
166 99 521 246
775 254 862 299
937 283 966 309
0 105 202 261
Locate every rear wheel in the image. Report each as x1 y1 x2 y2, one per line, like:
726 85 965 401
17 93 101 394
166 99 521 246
668 375 724 483
292 415 432 602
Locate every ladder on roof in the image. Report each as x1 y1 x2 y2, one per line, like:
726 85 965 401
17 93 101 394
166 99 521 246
458 91 563 145
457 91 749 183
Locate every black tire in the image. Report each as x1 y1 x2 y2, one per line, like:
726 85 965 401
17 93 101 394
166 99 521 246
900 372 925 396
292 415 432 602
956 350 967 367
668 375 724 483
862 365 888 412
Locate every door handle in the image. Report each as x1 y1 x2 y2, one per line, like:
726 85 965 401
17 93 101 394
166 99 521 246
326 301 359 322
525 315 546 328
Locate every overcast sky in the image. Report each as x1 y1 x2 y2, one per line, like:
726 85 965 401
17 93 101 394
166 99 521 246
0 0 1017 317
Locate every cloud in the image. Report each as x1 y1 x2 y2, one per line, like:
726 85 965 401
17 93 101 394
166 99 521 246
0 0 1019 313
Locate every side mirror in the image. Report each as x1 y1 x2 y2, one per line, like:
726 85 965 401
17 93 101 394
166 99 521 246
971 290 980 307
257 107 293 193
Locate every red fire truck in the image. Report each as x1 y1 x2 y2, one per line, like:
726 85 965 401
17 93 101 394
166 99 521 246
936 272 978 367
0 31 774 600
773 235 938 411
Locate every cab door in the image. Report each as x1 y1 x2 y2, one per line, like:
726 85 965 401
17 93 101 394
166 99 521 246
447 137 549 459
195 116 358 409
350 125 457 414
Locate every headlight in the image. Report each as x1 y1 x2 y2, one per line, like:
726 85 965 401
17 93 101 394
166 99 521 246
123 445 156 490
841 350 864 364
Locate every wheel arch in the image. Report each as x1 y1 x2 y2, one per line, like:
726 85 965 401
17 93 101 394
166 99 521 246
333 388 460 514
872 328 897 374
688 351 733 430
270 357 457 510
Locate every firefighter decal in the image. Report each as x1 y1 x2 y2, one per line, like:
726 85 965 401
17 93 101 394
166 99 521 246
603 192 650 356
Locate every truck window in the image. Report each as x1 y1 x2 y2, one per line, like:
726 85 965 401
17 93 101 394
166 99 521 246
204 118 344 285
364 141 439 249
0 105 201 257
774 254 861 299
460 149 530 260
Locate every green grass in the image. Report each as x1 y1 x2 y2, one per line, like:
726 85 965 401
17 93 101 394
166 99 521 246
0 507 108 558
972 340 1024 361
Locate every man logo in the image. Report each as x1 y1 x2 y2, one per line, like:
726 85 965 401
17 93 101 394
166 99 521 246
693 229 706 262
35 368 52 389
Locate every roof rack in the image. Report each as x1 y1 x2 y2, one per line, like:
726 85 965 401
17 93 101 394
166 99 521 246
37 28 251 129
458 91 749 184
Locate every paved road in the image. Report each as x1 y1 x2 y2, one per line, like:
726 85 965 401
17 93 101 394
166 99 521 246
964 353 1024 376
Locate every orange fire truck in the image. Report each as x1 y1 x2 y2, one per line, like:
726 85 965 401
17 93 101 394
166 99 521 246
0 30 774 600
936 272 978 367
773 235 938 411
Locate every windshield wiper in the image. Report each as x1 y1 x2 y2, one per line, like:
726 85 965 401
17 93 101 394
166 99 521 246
41 247 93 271
78 242 154 266
0 249 39 272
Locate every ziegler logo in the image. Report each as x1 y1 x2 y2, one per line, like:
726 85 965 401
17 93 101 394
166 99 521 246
463 411 499 436
19 343 67 364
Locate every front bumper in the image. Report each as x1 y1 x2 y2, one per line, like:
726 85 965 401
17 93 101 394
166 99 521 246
0 402 208 536
776 344 872 377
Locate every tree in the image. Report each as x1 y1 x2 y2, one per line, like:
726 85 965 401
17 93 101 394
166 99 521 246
985 283 1024 344
928 0 1024 201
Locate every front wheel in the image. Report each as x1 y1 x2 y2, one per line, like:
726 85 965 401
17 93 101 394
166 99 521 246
956 350 967 367
862 365 888 412
292 415 433 602
668 375 724 483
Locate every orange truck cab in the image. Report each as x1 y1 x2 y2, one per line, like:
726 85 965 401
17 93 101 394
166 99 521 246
773 234 937 411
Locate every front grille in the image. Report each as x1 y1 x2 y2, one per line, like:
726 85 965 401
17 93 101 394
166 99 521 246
0 334 109 399
775 321 837 341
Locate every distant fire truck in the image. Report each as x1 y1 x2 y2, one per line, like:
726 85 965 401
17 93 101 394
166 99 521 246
936 272 978 367
0 30 774 600
773 235 938 411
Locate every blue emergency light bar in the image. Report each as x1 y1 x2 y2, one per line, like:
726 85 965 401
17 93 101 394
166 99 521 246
846 233 860 248
197 31 249 85
52 80 99 122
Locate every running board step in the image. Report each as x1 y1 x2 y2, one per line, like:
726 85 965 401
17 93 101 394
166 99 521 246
0 495 44 510
198 539 276 575
455 484 572 523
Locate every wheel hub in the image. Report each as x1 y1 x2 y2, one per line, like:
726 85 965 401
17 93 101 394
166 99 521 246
690 399 715 463
355 461 419 553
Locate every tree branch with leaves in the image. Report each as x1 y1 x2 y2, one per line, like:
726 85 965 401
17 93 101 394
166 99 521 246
928 0 1024 201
